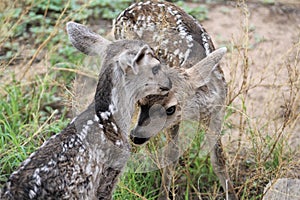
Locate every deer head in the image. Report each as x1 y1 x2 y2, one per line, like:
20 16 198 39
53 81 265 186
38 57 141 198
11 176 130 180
67 22 172 135
130 47 227 144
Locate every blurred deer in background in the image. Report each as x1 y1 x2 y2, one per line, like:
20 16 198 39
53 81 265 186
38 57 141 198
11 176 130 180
114 1 238 199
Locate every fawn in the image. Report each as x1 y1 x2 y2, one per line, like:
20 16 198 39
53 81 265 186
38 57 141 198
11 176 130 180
114 1 238 199
0 21 171 200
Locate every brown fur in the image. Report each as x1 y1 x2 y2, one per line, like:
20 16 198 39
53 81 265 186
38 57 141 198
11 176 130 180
114 1 237 199
0 22 171 200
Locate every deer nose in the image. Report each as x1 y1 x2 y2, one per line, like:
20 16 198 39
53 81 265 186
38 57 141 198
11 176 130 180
130 134 150 145
130 129 151 145
159 77 172 92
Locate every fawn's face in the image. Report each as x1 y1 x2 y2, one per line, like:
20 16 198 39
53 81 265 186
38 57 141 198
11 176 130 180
113 42 172 100
130 92 181 145
130 48 227 145
67 22 172 104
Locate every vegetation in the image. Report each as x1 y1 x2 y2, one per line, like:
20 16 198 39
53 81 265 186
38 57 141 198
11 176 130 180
1 0 299 199
0 0 134 184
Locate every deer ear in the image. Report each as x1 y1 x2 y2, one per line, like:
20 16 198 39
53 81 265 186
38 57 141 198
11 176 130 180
118 45 153 75
67 21 111 56
186 47 227 88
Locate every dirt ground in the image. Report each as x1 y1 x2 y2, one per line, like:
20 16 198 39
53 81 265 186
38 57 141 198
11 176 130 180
199 1 300 178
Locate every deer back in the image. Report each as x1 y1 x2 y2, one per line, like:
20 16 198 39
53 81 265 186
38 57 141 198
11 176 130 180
114 1 216 68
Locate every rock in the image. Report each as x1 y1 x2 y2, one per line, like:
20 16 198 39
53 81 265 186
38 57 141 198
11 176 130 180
263 178 300 200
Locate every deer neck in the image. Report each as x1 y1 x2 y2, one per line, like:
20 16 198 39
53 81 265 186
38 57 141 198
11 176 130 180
94 63 136 140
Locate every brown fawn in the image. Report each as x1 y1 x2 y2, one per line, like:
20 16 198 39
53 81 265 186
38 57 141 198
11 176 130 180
114 1 237 199
0 21 172 200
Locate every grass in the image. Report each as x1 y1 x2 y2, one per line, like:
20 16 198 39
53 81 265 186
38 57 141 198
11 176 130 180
0 73 70 183
1 0 299 199
0 0 133 184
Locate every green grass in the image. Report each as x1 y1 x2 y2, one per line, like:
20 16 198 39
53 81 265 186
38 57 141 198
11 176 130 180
0 0 135 189
1 0 299 199
0 73 71 184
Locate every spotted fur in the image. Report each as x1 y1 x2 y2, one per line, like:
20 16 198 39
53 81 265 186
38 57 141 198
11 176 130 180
114 0 216 68
114 1 237 199
0 22 171 200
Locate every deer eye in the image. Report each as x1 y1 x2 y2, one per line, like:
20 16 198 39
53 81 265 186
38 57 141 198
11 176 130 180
166 106 176 116
152 65 161 75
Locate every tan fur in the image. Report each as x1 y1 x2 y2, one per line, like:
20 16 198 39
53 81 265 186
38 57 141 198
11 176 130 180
114 1 238 199
0 22 171 200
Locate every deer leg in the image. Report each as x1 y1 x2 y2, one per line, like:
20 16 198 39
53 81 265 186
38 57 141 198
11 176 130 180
158 123 180 200
206 112 238 200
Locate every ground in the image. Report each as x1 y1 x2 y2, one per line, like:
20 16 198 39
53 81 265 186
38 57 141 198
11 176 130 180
201 1 300 194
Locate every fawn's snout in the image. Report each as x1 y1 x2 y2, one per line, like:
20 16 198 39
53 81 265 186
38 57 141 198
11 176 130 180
159 76 172 94
130 133 150 145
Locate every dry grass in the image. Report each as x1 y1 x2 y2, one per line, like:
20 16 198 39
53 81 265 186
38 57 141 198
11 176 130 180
216 0 300 198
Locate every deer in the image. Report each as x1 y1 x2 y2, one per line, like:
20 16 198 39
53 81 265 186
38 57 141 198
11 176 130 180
113 1 238 200
0 21 172 200
0 21 227 200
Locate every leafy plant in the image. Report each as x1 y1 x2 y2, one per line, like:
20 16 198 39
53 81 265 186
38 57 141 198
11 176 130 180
260 0 275 5
88 0 133 20
176 1 208 21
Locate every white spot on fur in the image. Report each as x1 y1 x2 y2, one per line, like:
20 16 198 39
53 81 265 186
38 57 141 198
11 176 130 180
94 114 99 122
34 185 38 193
128 9 134 14
115 140 122 146
111 122 118 132
128 3 136 10
29 190 36 199
100 132 106 142
176 14 182 19
78 121 92 142
100 111 111 120
147 16 151 22
204 42 210 55
48 159 56 166
41 165 49 172
33 168 41 187
87 120 93 125
58 155 67 162
183 49 192 66
86 163 92 175
186 35 193 42
79 146 85 153
201 33 211 55
167 6 174 15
